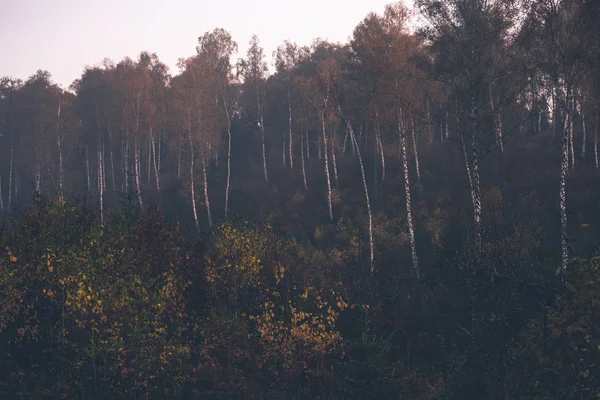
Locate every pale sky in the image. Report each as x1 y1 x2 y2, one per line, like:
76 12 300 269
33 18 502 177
0 0 413 88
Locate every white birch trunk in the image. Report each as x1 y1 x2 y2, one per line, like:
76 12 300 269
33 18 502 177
595 109 599 170
202 157 212 228
301 129 307 191
398 111 420 278
321 111 333 222
56 96 64 193
569 107 575 170
581 105 587 159
489 83 504 153
86 146 91 193
98 145 104 224
331 132 339 187
471 97 482 253
187 111 200 234
411 116 421 186
8 145 13 211
342 128 348 154
559 96 570 272
258 93 268 183
134 140 143 211
282 131 286 165
288 87 293 169
376 114 385 181
150 128 160 191
223 98 232 218
344 114 374 273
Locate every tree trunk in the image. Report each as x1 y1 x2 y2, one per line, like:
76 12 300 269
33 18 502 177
150 130 160 192
306 131 310 159
569 101 575 171
35 160 41 194
98 144 104 224
202 156 212 228
282 131 286 165
288 87 293 169
398 111 419 279
595 108 599 170
317 137 322 160
0 172 3 212
134 139 143 211
187 111 200 234
224 98 232 218
471 97 482 254
342 112 373 273
560 100 570 272
321 111 333 222
258 100 268 183
581 102 587 159
8 145 13 211
489 83 504 153
342 128 349 154
301 130 307 191
376 113 385 181
331 131 339 187
411 116 421 186
56 96 64 193
110 150 116 192
86 146 91 193
177 139 182 179
426 97 433 144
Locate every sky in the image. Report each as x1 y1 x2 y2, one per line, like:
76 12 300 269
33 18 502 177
0 0 413 89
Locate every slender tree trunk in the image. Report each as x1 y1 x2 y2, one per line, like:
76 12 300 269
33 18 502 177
445 108 449 141
411 116 421 186
581 103 587 159
342 111 373 273
223 98 232 218
86 146 91 193
569 99 575 171
8 145 13 211
98 144 104 224
301 130 307 191
331 131 339 187
134 140 143 210
342 128 348 154
0 172 3 212
595 108 599 170
489 83 504 153
470 96 482 253
288 87 293 169
398 110 419 278
177 139 182 179
187 112 200 234
56 96 64 193
147 138 151 184
376 113 385 181
306 131 310 159
282 131 286 165
34 160 41 194
258 94 268 183
321 111 333 222
317 137 322 160
202 156 212 228
109 150 115 192
560 99 570 272
426 97 433 144
150 128 160 191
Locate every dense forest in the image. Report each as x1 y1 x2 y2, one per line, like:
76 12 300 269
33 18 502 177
1 0 600 398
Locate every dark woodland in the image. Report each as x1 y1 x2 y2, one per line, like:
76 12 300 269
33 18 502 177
1 0 600 398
